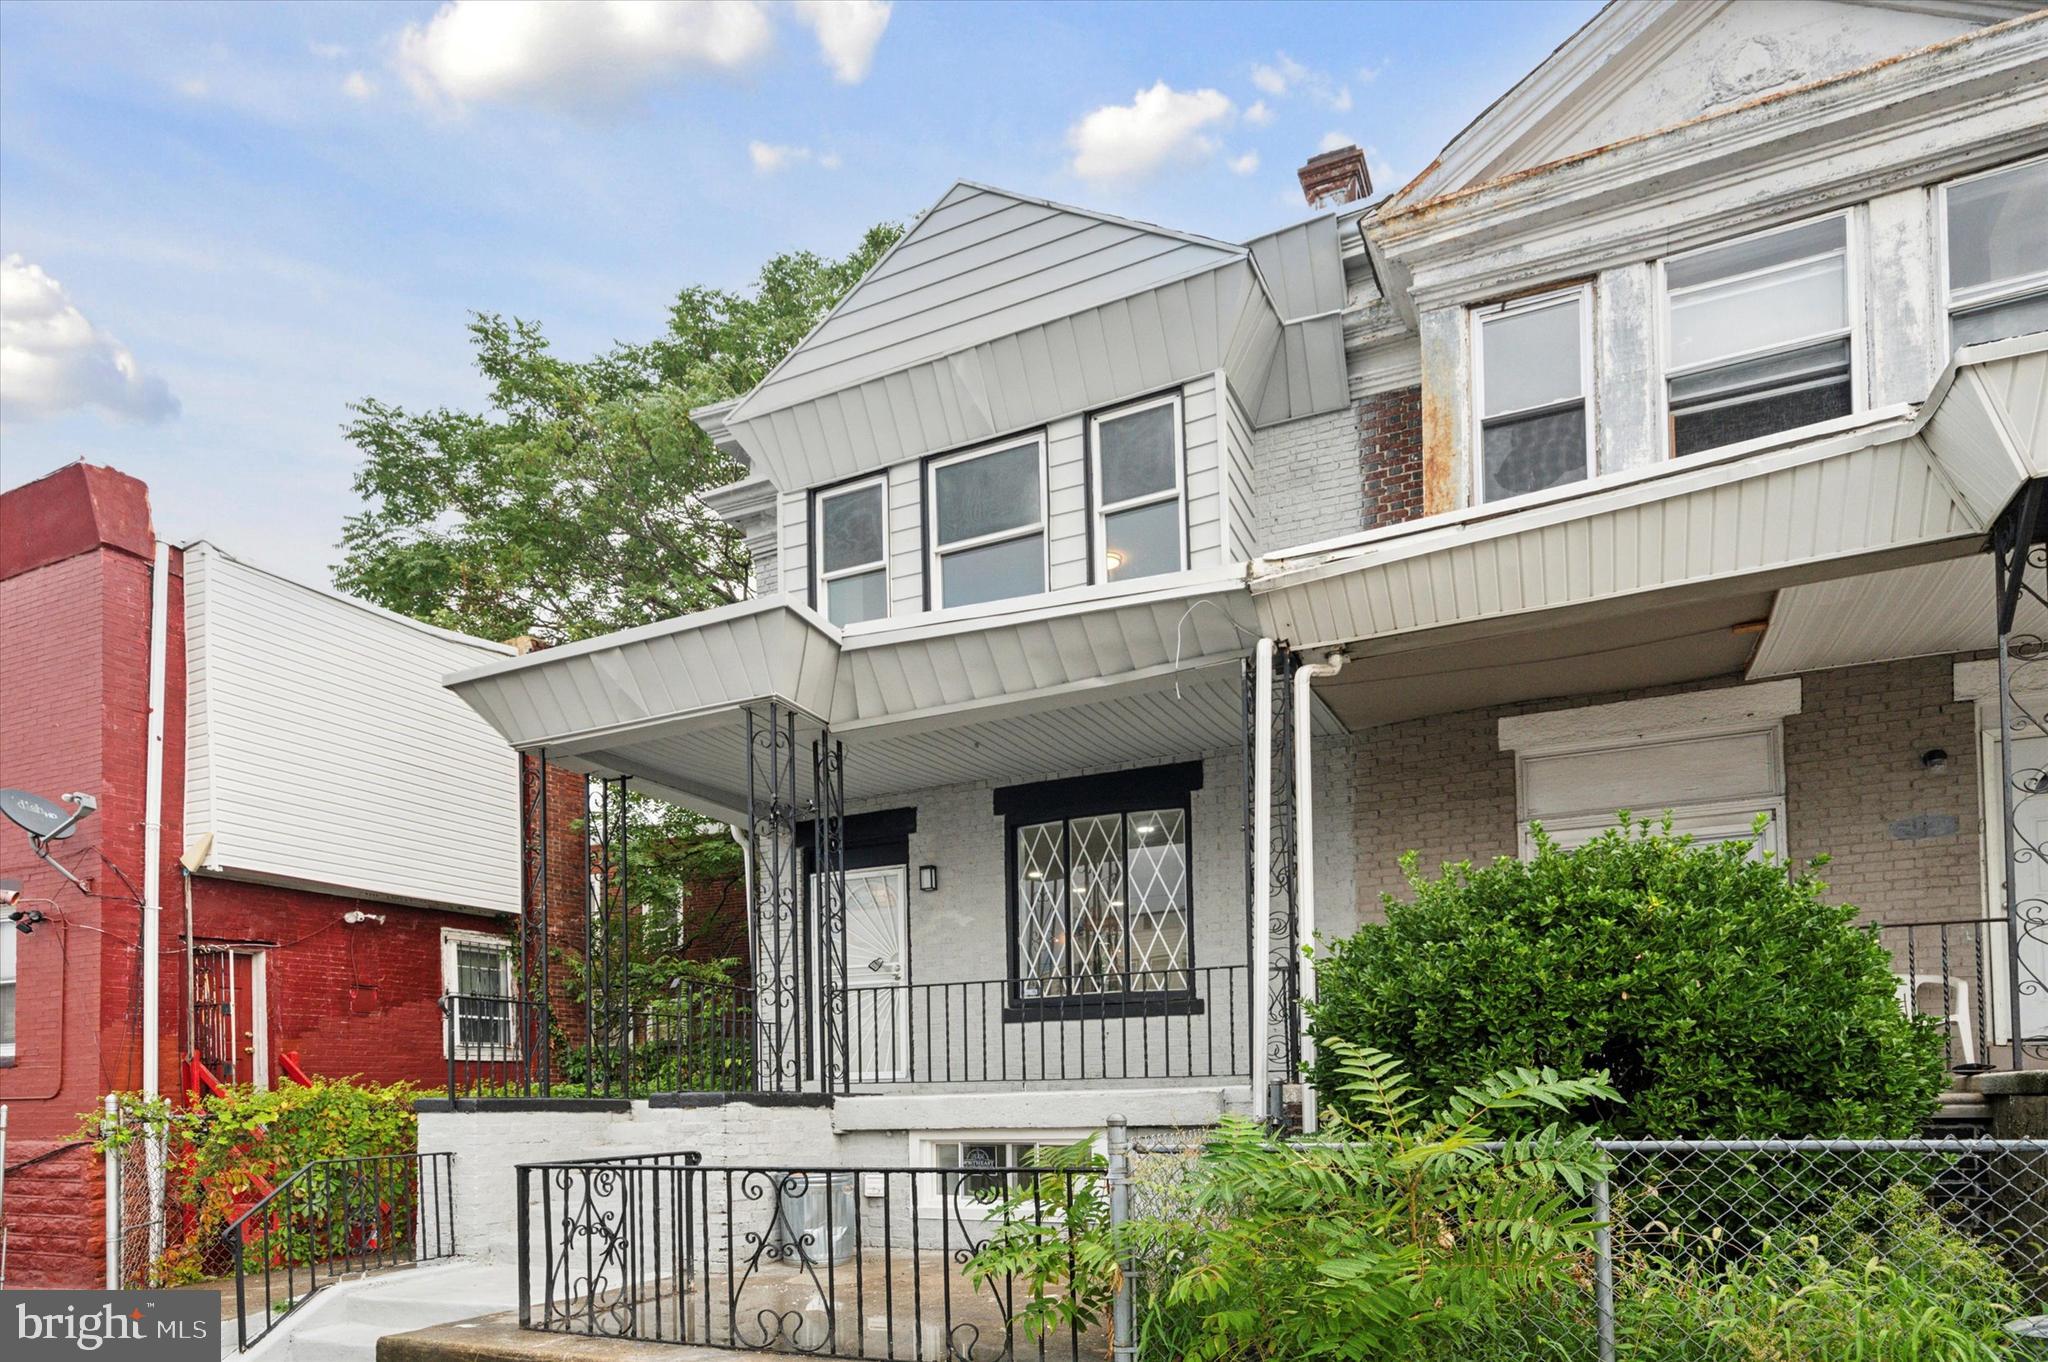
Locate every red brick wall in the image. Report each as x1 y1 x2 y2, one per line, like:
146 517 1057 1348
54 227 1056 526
1358 385 1425 530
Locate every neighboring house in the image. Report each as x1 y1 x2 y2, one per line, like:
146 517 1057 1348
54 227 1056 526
430 0 2047 1254
0 463 587 1288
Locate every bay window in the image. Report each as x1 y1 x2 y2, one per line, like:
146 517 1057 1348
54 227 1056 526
1000 763 1197 1013
927 435 1047 609
1663 215 1853 457
1090 393 1185 582
813 475 888 626
1473 287 1592 503
1944 157 2048 349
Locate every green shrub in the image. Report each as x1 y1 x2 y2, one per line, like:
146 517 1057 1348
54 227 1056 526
970 1041 1618 1359
1310 816 1947 1138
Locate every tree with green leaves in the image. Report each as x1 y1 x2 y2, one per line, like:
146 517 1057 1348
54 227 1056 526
336 223 902 1004
335 222 901 646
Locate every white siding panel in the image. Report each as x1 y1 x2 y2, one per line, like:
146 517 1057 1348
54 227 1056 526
1047 415 1090 591
182 546 520 915
888 462 923 617
1221 379 1259 562
1182 375 1225 568
779 491 810 606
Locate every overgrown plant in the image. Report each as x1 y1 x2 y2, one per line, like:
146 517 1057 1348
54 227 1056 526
970 1042 1618 1360
1311 815 1947 1139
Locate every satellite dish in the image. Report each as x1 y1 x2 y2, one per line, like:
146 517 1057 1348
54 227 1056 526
0 789 81 840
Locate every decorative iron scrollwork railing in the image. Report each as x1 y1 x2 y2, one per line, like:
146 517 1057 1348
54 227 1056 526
1992 479 2048 1070
518 1152 1103 1359
1240 647 1303 1099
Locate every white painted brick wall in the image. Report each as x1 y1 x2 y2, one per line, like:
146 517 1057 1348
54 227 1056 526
1252 407 1361 552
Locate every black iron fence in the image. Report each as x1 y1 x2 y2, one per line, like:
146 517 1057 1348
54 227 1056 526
518 1152 1102 1360
442 981 756 1099
221 1151 457 1352
842 966 1251 1087
1878 915 2003 1074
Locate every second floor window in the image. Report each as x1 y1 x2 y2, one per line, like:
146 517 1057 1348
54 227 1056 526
1090 393 1185 582
1664 214 1852 458
1473 287 1592 503
814 476 888 626
928 435 1047 609
1945 156 2048 350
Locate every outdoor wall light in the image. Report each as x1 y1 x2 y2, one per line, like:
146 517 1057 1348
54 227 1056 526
918 865 938 892
1921 748 1949 772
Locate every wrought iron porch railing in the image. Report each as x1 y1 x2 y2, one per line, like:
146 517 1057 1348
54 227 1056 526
441 981 758 1100
1878 915 2005 1075
220 1151 456 1352
518 1152 1101 1359
836 965 1251 1088
442 993 547 1098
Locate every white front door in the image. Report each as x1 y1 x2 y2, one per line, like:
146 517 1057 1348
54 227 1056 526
816 865 909 1083
1984 730 2048 1049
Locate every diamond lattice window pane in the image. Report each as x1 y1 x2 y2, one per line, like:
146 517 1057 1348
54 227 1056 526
1015 821 1066 997
1127 809 1189 990
1069 814 1125 991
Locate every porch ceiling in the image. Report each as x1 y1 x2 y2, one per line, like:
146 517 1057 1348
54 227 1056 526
1748 552 2048 679
443 570 1326 822
1310 590 1773 729
1254 335 2048 656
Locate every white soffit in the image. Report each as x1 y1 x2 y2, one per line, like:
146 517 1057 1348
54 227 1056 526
1252 338 2048 654
1749 553 2048 678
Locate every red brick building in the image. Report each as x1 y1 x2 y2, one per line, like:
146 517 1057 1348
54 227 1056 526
0 463 582 1288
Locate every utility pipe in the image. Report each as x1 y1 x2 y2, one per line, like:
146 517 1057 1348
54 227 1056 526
1294 650 1346 1134
142 542 171 1097
1248 639 1275 1121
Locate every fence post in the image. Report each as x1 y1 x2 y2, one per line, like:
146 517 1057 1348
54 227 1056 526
1106 1114 1135 1362
1592 1171 1615 1362
103 1094 119 1289
516 1165 531 1329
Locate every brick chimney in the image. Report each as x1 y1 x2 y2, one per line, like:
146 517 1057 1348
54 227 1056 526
1298 145 1370 208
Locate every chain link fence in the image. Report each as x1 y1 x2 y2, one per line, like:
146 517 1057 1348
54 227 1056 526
1110 1132 2048 1359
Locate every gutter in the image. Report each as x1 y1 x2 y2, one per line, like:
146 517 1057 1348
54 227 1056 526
1292 650 1347 1134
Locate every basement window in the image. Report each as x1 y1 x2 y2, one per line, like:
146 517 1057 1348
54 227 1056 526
1944 157 2048 350
927 434 1048 609
1473 286 1593 503
812 475 889 626
1663 215 1853 458
1090 392 1186 582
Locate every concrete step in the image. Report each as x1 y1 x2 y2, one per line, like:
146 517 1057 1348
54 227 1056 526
239 1261 515 1362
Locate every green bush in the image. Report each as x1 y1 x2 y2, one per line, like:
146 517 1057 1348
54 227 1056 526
969 1041 1618 1360
1309 817 1947 1138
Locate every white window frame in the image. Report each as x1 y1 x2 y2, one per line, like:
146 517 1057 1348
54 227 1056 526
1088 392 1187 582
924 432 1050 611
912 1131 1095 1219
811 473 890 626
0 923 16 1062
440 927 518 1060
1938 154 2048 356
1471 284 1596 507
1656 210 1862 461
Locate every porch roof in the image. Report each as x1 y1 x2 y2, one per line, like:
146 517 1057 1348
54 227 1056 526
1252 336 2048 660
443 568 1321 821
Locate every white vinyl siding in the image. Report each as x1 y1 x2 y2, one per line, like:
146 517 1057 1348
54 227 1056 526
887 463 924 618
1047 416 1091 591
183 545 521 914
1943 156 2048 350
1220 378 1258 561
1181 376 1226 570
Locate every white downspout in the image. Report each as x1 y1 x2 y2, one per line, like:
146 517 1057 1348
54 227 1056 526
143 541 169 1101
143 542 170 1274
1294 650 1346 1134
1249 639 1275 1121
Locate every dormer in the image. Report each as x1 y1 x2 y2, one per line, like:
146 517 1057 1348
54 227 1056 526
694 181 1351 625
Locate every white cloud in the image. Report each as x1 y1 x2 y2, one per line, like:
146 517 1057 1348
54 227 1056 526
0 254 178 424
1067 82 1233 183
397 0 774 109
1250 52 1350 111
1228 151 1259 176
309 41 348 60
1243 99 1273 127
748 140 840 174
1318 130 1358 153
791 0 891 84
176 75 209 98
342 70 376 100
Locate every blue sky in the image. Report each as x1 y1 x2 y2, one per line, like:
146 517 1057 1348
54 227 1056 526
0 0 1597 587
